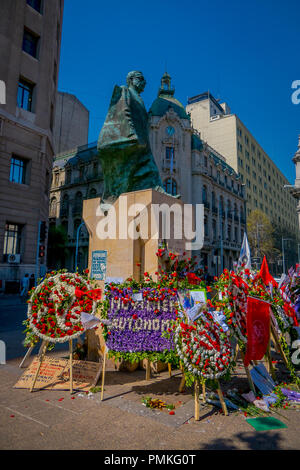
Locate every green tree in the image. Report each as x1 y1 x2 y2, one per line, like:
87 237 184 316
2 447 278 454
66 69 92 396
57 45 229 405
247 210 278 266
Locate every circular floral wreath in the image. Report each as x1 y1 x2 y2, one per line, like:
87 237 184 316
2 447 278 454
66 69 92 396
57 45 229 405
27 272 101 343
175 311 234 380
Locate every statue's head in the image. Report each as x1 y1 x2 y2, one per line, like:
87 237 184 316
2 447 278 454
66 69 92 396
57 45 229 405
126 71 146 94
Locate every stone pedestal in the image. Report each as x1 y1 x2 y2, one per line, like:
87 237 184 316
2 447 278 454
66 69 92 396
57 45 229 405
82 188 193 362
83 188 191 281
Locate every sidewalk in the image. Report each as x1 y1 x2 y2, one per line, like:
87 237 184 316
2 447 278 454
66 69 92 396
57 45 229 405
0 350 299 450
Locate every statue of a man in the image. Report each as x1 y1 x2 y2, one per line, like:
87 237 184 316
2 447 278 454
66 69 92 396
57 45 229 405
97 71 162 205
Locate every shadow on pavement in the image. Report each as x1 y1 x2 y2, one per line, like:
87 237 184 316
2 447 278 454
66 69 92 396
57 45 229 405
199 431 282 450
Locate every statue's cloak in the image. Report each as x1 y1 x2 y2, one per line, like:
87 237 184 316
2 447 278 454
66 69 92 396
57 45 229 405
97 85 162 203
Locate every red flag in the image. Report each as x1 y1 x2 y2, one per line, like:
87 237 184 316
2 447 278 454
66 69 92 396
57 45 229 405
244 296 271 367
259 256 278 288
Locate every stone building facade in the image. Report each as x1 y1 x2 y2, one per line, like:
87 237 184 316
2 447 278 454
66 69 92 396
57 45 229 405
0 0 64 292
291 135 300 234
49 142 101 273
49 73 245 276
186 92 299 238
53 91 89 154
149 73 246 274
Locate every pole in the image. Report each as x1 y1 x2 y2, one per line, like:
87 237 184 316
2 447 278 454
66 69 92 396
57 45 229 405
220 210 223 275
75 221 85 272
35 221 41 285
282 238 286 275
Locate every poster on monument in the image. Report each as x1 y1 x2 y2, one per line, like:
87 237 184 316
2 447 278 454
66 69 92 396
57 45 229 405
91 250 107 280
178 289 207 322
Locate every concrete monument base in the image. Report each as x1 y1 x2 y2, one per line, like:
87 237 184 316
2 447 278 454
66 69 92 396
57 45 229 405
82 188 192 362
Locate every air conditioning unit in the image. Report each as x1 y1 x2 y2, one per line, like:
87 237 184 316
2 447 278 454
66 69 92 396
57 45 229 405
7 254 21 264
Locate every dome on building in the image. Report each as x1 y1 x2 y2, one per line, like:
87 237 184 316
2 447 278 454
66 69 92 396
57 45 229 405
149 73 190 120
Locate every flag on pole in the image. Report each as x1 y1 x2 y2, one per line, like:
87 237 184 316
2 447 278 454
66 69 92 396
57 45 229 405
259 256 278 288
244 296 271 367
237 232 251 270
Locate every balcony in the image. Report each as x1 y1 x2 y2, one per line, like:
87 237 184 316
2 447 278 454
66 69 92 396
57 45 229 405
163 159 177 172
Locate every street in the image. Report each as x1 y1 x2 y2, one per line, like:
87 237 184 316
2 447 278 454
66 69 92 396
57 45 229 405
0 294 68 361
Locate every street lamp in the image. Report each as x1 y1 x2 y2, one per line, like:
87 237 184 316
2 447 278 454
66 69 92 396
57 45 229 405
255 223 264 270
75 221 86 272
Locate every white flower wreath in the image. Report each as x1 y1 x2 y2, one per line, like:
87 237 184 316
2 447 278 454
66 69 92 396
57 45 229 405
27 272 98 343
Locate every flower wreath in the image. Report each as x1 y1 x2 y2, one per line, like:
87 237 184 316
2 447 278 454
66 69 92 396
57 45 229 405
212 270 249 344
175 311 234 380
27 272 101 343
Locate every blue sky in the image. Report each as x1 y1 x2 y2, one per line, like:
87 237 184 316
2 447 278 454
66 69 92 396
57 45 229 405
58 0 300 183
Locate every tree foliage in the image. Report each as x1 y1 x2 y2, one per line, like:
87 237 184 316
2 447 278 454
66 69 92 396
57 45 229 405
247 209 278 262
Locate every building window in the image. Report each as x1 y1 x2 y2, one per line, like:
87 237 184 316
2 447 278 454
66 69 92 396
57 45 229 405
227 225 231 241
163 178 177 196
17 78 34 112
22 28 39 58
166 147 174 161
50 197 57 218
212 219 217 240
27 0 42 13
93 162 98 177
202 185 207 204
79 166 84 180
54 173 59 187
3 223 22 255
9 156 28 184
211 191 216 209
74 219 82 237
61 220 68 235
73 192 83 215
66 169 71 184
60 194 69 218
234 226 238 242
204 216 208 237
89 188 97 199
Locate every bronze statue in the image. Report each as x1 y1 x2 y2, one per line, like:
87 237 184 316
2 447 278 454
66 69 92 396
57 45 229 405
97 71 163 206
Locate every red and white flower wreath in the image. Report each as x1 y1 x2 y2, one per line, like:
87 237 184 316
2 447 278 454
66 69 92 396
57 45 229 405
27 272 101 343
175 311 234 380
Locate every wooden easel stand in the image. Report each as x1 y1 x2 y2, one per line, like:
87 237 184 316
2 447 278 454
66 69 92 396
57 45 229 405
194 380 200 421
30 341 48 392
216 379 228 416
